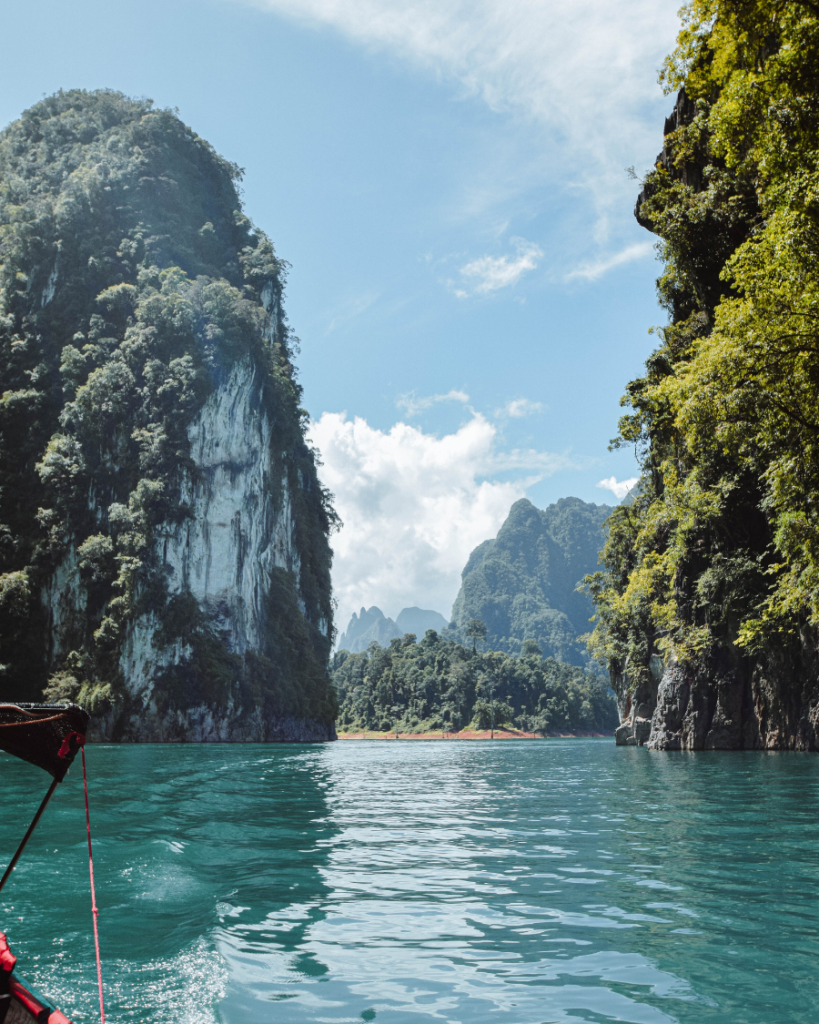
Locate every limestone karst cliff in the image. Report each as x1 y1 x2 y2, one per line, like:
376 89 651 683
0 90 337 740
589 5 819 750
450 497 611 666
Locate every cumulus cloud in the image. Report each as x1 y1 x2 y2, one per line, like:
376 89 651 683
566 241 655 281
455 239 543 296
597 475 638 500
232 0 679 205
309 411 571 631
396 389 470 416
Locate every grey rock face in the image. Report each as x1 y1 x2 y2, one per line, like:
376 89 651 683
613 641 819 750
612 654 663 745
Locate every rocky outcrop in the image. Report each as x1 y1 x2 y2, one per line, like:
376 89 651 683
45 346 337 743
338 607 401 653
608 87 819 752
614 643 819 750
613 654 662 746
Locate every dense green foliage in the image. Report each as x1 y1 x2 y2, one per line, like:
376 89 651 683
332 632 618 735
588 2 819 689
0 90 336 723
451 498 611 666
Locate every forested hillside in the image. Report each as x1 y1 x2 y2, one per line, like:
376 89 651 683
588 1 819 749
0 90 337 739
332 632 617 735
451 497 611 665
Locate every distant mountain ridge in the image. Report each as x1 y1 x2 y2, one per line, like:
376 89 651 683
449 497 611 666
338 606 448 653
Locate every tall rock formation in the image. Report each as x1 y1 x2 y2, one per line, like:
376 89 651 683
337 606 448 653
450 497 611 666
0 90 337 740
595 75 819 750
337 607 401 653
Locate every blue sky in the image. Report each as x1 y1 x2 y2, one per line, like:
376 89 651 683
1 0 681 627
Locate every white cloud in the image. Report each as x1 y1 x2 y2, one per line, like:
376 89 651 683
456 239 543 296
308 411 571 631
232 0 679 209
396 388 470 417
500 398 543 418
566 241 655 281
597 475 638 500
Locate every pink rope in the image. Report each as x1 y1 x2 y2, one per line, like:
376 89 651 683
82 747 106 1024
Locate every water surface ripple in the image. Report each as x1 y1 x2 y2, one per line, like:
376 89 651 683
1 739 817 1023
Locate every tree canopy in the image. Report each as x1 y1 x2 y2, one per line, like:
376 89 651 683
332 631 618 736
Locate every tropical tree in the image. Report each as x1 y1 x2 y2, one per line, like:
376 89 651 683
465 618 488 653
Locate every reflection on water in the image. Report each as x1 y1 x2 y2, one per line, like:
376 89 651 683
2 740 818 1023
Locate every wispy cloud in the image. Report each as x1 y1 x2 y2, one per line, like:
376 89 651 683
309 410 571 628
326 290 381 333
597 475 638 500
232 0 679 211
396 388 470 416
455 239 542 297
498 398 543 418
566 241 655 282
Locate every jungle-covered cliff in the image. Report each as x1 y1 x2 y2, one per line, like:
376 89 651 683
587 1 819 749
451 497 611 666
0 90 338 740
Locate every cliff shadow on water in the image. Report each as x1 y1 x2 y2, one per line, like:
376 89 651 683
0 89 338 740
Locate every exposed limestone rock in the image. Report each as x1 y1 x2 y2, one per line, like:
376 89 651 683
41 547 87 669
160 356 300 653
88 354 335 742
613 644 819 750
613 655 663 746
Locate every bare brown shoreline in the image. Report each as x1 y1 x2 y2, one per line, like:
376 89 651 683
337 728 612 741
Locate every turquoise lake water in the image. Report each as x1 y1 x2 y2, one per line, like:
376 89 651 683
1 739 818 1023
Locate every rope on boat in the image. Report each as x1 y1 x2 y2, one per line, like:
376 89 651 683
82 746 106 1024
